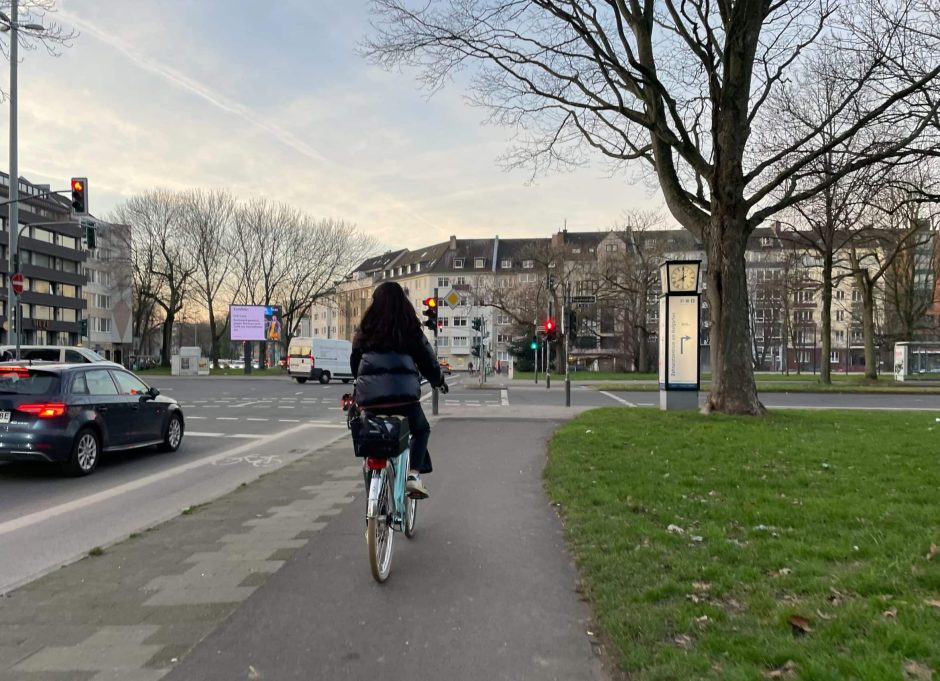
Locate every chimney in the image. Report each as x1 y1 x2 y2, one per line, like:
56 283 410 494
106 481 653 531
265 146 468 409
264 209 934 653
552 230 566 249
449 235 457 250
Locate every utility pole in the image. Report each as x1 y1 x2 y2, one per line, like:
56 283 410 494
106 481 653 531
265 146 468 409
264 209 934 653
564 281 571 407
7 0 20 355
432 286 439 416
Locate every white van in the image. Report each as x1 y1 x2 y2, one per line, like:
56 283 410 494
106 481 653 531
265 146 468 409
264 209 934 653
287 337 354 384
0 345 119 365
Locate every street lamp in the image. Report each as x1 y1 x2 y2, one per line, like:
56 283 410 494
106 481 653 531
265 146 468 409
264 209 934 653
1 6 45 357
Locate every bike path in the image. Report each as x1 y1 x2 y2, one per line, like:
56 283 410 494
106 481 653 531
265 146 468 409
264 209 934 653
0 413 609 680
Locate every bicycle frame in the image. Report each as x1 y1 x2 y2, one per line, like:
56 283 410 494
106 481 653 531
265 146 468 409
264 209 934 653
366 446 410 531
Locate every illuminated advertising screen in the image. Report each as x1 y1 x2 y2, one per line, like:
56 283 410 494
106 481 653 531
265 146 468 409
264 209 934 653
230 305 282 342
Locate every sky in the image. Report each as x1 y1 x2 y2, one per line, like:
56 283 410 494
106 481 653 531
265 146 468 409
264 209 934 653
0 0 666 250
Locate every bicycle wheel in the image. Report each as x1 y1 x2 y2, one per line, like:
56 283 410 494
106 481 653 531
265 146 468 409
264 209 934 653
367 470 394 582
404 496 417 538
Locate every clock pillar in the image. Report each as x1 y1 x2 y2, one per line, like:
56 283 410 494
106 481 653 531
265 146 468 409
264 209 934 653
658 260 703 411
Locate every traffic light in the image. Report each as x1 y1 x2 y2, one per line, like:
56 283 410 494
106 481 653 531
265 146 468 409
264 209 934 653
79 318 88 337
471 338 481 357
568 310 577 337
529 337 538 350
422 297 438 331
70 177 88 216
544 319 557 342
85 223 97 250
471 317 482 332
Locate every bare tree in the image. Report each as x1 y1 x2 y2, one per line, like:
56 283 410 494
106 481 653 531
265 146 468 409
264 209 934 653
276 217 378 354
365 0 940 414
184 189 238 369
0 0 77 99
113 191 196 367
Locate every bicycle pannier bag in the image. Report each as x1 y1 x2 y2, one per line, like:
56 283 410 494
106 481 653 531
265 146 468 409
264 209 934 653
349 413 410 458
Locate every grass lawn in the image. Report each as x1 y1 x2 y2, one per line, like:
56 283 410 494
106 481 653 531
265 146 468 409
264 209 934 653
514 371 660 381
546 408 940 680
588 382 940 394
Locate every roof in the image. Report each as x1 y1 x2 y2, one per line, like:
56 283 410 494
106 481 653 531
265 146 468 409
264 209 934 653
353 250 407 274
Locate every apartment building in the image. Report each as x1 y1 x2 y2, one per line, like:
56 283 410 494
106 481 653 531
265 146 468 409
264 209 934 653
0 173 87 346
83 221 134 364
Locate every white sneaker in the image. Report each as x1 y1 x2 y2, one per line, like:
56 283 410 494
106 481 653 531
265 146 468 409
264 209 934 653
406 474 429 500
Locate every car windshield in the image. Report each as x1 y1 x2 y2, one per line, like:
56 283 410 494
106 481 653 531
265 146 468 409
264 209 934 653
0 367 60 395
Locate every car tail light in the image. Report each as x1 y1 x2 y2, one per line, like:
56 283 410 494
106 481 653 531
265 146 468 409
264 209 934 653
17 403 67 418
366 458 386 470
0 366 30 378
308 354 315 367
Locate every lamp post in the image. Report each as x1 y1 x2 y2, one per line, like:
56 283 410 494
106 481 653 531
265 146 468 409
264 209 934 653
1 5 45 356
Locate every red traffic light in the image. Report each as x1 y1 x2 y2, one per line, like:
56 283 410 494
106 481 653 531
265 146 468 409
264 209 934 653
423 297 437 308
545 319 555 332
71 179 84 192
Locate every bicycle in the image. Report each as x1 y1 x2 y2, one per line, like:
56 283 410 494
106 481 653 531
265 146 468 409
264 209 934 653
343 395 418 583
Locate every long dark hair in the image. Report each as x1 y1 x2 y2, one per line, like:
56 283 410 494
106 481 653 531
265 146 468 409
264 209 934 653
354 281 423 351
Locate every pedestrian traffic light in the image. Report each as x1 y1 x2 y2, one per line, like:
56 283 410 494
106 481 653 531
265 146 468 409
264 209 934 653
471 317 482 332
471 338 481 357
422 297 438 331
85 223 97 250
70 177 88 216
79 318 88 336
529 337 538 350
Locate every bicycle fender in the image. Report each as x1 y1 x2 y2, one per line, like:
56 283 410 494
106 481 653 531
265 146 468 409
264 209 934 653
367 470 384 518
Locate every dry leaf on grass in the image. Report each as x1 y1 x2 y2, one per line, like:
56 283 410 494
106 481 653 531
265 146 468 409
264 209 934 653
667 524 686 534
765 660 798 679
883 607 898 618
924 599 940 609
903 660 934 680
674 634 693 649
788 614 812 635
770 567 793 577
927 544 939 561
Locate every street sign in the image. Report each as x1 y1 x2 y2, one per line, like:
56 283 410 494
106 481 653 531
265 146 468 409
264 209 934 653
570 294 596 304
11 273 24 295
442 289 461 309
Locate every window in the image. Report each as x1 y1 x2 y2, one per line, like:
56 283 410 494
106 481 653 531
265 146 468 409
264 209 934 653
58 308 77 322
500 259 512 269
437 337 450 348
834 330 845 343
497 314 511 325
497 334 512 344
111 371 149 396
796 290 814 303
437 277 449 288
452 336 468 347
95 294 112 309
830 351 840 362
85 370 119 396
522 260 534 269
454 258 464 269
474 258 485 268
760 237 775 247
58 259 79 274
31 252 52 269
851 330 863 343
71 373 89 395
796 310 814 322
519 273 537 283
605 244 618 252
93 317 112 333
440 318 449 327
31 227 54 243
59 234 78 250
31 279 51 294
65 350 85 363
836 310 845 322
852 289 862 302
572 248 581 254
32 305 53 320
797 351 811 364
835 290 845 301
452 317 468 327
455 276 467 286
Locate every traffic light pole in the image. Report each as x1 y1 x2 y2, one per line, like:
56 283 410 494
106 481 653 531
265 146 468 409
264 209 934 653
7 0 20 358
564 283 571 407
432 287 439 416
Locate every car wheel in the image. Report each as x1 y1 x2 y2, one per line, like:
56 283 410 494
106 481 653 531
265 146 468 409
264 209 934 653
319 371 331 384
62 428 101 477
295 377 307 384
159 413 184 452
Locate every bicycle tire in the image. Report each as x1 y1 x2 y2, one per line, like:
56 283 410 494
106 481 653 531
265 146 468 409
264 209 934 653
367 471 394 582
404 496 417 538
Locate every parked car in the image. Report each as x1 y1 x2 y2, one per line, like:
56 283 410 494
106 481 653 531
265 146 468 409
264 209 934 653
0 362 184 476
440 360 453 375
0 345 118 365
287 337 354 384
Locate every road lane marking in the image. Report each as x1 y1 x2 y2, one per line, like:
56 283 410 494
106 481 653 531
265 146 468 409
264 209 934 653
231 400 266 408
187 432 225 437
0 423 316 537
601 391 638 407
188 416 207 420
246 418 269 421
501 389 509 406
217 417 238 421
278 419 300 422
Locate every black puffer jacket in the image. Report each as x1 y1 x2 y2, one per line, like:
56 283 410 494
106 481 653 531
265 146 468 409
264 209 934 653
351 333 444 407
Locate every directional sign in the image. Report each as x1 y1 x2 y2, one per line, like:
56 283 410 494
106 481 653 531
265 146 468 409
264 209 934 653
11 273 24 295
570 294 596 304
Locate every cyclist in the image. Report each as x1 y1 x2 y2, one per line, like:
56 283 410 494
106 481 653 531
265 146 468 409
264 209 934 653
350 281 448 499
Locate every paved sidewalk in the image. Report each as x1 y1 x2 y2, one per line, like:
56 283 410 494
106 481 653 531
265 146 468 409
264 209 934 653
0 415 609 680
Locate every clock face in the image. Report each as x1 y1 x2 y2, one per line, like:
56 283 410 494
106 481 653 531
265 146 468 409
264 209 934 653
669 265 698 291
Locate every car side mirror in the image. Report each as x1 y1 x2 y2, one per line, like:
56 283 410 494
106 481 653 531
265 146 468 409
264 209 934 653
147 386 160 399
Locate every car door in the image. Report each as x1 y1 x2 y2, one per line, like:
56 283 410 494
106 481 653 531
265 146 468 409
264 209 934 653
83 369 130 448
110 370 162 442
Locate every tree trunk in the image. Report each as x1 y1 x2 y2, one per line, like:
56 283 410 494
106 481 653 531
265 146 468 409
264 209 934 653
637 327 649 373
702 215 765 415
208 307 220 369
820 251 833 384
160 314 176 368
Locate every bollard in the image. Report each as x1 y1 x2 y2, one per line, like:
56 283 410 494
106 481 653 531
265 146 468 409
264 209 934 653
565 377 570 406
546 373 551 389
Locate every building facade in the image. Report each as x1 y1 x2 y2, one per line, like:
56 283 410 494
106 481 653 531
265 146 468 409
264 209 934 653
0 173 87 347
83 221 134 364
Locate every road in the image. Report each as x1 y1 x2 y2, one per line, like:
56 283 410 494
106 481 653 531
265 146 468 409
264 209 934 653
1 373 937 594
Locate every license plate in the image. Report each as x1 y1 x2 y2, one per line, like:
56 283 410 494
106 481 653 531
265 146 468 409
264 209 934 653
0 411 9 424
